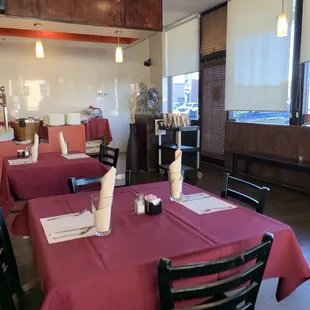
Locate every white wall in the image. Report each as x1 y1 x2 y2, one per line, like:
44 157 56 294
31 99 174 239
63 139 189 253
0 40 150 151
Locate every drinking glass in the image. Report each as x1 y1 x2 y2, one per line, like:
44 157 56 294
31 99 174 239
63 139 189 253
168 170 184 201
91 193 113 237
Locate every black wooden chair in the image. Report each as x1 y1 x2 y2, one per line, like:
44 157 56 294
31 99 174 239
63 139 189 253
68 170 132 194
221 173 270 214
0 208 24 310
158 232 274 310
99 145 119 168
0 208 43 310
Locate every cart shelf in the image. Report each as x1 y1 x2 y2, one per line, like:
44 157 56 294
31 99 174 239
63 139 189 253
157 125 203 179
158 125 200 132
159 144 199 152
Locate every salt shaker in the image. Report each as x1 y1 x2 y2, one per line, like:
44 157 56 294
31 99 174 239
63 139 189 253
135 193 145 215
24 147 30 157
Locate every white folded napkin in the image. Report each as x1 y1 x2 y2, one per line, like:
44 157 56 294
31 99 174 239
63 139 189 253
34 133 39 146
163 113 168 127
169 149 183 199
95 207 112 233
94 167 116 232
59 131 68 155
31 133 39 162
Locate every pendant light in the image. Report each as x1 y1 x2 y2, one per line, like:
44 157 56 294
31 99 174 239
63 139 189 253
115 31 123 63
34 23 44 58
276 0 288 37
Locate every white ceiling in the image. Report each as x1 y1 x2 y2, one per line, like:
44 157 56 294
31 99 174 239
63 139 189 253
163 0 225 27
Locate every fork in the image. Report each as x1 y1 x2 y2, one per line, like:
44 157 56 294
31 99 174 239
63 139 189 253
203 206 234 213
49 226 93 236
53 226 93 239
47 209 88 222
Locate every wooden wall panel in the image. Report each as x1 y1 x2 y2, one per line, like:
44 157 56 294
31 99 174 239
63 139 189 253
124 0 162 31
201 60 227 160
201 5 227 56
225 122 310 191
39 0 124 27
6 0 39 18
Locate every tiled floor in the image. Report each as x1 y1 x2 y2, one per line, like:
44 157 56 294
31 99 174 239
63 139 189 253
7 155 310 309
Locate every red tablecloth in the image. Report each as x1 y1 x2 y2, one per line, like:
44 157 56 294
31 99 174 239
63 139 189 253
11 182 310 310
84 118 112 143
0 153 109 217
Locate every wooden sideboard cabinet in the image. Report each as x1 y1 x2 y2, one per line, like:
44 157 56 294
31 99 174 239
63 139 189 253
6 0 39 18
135 114 158 172
39 0 124 27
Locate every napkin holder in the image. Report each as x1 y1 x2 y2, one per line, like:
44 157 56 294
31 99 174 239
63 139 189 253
144 199 162 216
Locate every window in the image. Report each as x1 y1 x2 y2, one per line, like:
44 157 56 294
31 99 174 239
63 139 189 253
168 72 199 120
227 0 295 125
231 109 290 125
303 63 310 126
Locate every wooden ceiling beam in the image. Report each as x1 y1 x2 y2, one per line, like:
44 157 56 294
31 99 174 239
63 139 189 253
0 27 138 44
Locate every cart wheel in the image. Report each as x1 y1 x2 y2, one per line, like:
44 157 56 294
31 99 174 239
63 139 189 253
159 168 166 175
197 171 203 179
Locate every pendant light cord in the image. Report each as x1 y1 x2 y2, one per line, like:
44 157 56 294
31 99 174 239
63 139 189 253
36 25 40 40
282 0 284 13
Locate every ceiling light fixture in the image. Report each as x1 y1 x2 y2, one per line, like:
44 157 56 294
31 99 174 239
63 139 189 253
276 0 288 37
115 31 123 63
34 23 44 58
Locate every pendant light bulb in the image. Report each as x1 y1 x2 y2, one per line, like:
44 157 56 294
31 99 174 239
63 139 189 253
277 13 288 37
115 31 123 63
34 23 44 58
36 40 44 58
276 0 288 37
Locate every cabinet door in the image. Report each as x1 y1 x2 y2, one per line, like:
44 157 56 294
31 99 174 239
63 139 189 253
6 0 39 18
39 0 124 27
125 0 162 31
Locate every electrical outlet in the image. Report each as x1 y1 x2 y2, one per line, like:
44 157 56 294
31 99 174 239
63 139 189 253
96 91 103 98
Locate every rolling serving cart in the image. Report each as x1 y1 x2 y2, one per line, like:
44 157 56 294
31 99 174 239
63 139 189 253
158 125 203 179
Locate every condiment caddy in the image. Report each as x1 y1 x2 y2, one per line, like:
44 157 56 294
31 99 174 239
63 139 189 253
134 193 162 216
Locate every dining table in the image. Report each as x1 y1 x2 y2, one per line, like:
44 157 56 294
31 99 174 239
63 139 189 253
0 152 109 218
10 181 310 310
84 118 113 144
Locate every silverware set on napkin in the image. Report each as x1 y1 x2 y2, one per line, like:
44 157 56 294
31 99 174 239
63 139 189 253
47 209 87 221
51 226 93 240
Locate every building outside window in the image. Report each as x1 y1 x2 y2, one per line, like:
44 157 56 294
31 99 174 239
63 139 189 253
166 72 199 120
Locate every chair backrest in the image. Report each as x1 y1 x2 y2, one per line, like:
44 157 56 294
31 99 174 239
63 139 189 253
0 208 23 310
221 173 270 214
68 170 132 194
158 232 274 310
99 145 119 168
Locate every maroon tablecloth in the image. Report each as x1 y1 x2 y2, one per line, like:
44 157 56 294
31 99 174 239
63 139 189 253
11 182 310 310
84 118 112 143
0 153 109 217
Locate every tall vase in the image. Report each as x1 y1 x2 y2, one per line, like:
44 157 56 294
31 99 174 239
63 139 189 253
126 123 139 173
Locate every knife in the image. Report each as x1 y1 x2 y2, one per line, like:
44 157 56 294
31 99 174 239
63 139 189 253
49 226 93 236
